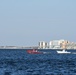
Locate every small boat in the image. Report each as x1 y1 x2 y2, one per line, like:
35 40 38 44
27 49 42 54
57 49 71 54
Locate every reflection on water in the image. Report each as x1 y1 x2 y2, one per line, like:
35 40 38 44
0 49 76 75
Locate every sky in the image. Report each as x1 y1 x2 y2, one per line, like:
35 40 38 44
0 0 76 46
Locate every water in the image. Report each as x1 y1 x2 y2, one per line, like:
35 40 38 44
0 49 76 75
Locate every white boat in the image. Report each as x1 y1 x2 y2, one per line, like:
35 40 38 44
57 49 71 54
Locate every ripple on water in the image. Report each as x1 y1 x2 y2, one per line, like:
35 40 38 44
0 49 76 75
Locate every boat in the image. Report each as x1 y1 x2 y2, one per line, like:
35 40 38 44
57 49 71 54
26 49 43 54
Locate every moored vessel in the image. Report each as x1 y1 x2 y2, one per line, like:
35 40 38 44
27 49 43 54
57 49 71 54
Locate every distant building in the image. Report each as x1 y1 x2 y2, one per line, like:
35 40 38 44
61 40 69 49
38 41 48 49
38 39 76 49
66 42 76 49
49 40 61 49
49 39 67 49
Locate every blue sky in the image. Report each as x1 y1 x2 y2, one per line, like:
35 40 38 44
0 0 76 46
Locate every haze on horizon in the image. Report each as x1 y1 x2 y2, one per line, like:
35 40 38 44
0 0 76 46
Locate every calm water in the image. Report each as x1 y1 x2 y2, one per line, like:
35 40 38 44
0 49 76 75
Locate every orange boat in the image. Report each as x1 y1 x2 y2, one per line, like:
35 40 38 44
27 49 42 54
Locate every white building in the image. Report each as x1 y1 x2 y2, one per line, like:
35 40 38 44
49 39 65 49
38 41 48 49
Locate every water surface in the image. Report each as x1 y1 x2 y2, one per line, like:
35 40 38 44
0 49 76 75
